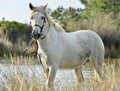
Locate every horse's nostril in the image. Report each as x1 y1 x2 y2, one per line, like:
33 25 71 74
38 33 41 37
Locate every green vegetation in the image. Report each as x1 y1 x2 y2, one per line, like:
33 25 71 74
51 0 120 31
0 21 31 43
0 21 31 57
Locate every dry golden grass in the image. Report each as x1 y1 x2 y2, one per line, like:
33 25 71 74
80 12 117 36
0 57 120 91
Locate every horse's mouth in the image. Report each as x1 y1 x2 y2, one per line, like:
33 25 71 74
33 36 39 40
31 33 40 40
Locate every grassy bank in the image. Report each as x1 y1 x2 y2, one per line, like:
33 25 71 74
0 56 120 91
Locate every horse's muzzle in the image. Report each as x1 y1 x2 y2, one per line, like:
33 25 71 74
31 32 41 40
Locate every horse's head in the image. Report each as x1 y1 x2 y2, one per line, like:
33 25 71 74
29 3 48 40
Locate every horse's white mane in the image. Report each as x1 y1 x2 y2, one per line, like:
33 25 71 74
44 12 65 32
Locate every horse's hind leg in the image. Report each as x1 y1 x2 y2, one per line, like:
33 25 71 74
93 58 104 82
75 65 84 83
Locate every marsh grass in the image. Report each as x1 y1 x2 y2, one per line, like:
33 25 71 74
0 34 29 57
0 57 120 91
1 56 45 91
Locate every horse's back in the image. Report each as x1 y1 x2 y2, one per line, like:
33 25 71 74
76 30 105 60
67 30 105 59
76 30 104 50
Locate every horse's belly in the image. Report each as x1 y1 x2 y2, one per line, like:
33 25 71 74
59 64 79 69
59 58 81 69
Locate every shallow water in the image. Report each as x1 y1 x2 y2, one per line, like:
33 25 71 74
0 63 94 86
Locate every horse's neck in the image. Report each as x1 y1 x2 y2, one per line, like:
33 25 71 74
38 26 64 53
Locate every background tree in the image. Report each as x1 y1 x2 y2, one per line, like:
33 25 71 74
0 21 31 44
51 6 83 31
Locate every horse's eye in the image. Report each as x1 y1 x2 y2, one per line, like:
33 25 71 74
41 16 45 20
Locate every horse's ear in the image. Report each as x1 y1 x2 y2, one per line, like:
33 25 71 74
43 4 48 10
29 3 34 10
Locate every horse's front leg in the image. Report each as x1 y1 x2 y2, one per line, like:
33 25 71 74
45 68 49 79
47 65 57 88
37 54 49 78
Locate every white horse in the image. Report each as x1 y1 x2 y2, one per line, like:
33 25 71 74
29 3 105 88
